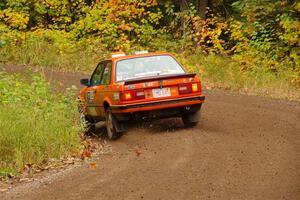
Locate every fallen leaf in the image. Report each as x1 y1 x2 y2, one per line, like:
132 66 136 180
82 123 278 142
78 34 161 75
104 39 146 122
63 158 74 164
0 188 8 192
81 149 92 160
134 149 141 157
43 166 51 170
19 178 30 182
23 164 33 175
89 163 97 170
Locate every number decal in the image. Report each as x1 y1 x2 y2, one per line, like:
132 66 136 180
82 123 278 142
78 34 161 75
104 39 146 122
87 91 95 102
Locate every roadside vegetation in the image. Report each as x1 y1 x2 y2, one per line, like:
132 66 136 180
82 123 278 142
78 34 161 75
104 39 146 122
0 0 299 176
178 52 300 99
0 70 81 175
0 0 299 99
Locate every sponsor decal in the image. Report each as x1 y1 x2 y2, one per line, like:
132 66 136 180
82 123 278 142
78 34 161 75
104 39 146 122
148 82 154 86
127 85 135 89
144 82 154 87
87 91 94 102
113 93 120 100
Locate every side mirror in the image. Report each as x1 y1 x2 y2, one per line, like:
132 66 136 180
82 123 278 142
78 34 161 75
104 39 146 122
80 79 90 86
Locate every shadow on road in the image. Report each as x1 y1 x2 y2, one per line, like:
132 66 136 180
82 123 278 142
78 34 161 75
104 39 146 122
87 117 187 140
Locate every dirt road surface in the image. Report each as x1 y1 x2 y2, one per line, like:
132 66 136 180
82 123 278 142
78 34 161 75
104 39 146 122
1 66 300 200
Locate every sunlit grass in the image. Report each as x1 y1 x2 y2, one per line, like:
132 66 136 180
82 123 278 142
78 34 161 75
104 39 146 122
178 52 300 100
0 71 81 174
0 36 299 101
0 36 101 72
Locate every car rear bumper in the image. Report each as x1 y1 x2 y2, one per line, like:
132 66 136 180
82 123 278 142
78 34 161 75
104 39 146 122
110 95 205 113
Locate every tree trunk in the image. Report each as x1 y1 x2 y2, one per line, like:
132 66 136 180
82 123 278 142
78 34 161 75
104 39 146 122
194 0 209 49
198 0 208 20
177 0 189 51
179 0 189 39
179 0 189 11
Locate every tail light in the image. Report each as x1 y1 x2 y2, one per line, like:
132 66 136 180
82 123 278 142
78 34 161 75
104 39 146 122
192 83 199 92
120 89 145 101
178 83 191 94
178 82 201 94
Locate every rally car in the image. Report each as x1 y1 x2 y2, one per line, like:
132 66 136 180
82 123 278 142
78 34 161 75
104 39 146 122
79 51 205 139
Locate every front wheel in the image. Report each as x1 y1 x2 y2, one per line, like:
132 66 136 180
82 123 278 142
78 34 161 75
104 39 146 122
182 111 200 127
105 108 123 140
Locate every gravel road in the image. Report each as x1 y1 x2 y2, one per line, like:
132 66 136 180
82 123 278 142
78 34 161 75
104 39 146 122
1 65 299 200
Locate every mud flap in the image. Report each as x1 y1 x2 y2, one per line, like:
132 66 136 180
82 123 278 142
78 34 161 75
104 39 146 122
112 116 127 133
183 111 200 123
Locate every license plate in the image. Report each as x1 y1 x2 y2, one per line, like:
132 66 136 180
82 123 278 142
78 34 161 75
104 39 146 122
152 88 171 98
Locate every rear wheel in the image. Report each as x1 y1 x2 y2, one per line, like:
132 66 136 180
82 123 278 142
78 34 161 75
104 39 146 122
182 111 200 127
105 108 123 140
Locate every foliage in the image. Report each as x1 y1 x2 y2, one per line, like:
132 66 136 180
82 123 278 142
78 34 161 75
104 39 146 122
0 0 299 86
0 70 81 174
229 0 300 85
0 0 162 51
177 51 300 100
0 29 104 71
72 0 162 50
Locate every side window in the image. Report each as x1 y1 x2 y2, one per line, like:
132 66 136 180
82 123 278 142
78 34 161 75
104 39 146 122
90 62 105 86
100 61 112 85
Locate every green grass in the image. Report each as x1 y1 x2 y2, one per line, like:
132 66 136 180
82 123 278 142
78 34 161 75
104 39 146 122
178 52 300 100
0 70 81 175
0 31 103 72
0 35 299 100
0 41 98 72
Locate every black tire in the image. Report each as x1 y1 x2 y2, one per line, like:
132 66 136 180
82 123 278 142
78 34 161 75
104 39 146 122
105 108 123 140
182 111 200 127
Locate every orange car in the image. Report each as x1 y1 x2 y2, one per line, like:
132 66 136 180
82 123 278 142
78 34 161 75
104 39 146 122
79 51 205 139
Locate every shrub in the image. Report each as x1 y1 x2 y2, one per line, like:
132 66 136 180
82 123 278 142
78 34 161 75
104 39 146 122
177 51 300 100
0 70 81 174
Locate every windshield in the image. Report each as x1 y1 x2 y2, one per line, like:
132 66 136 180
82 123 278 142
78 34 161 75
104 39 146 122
116 55 185 82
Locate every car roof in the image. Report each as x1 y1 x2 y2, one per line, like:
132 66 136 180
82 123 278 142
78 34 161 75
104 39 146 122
109 52 174 62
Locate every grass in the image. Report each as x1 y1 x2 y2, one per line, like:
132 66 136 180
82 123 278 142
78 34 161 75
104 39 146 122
0 41 98 72
1 35 299 100
178 52 300 100
0 70 81 175
0 31 104 72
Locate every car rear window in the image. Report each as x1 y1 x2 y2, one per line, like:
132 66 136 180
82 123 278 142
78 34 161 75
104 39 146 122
116 55 185 82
